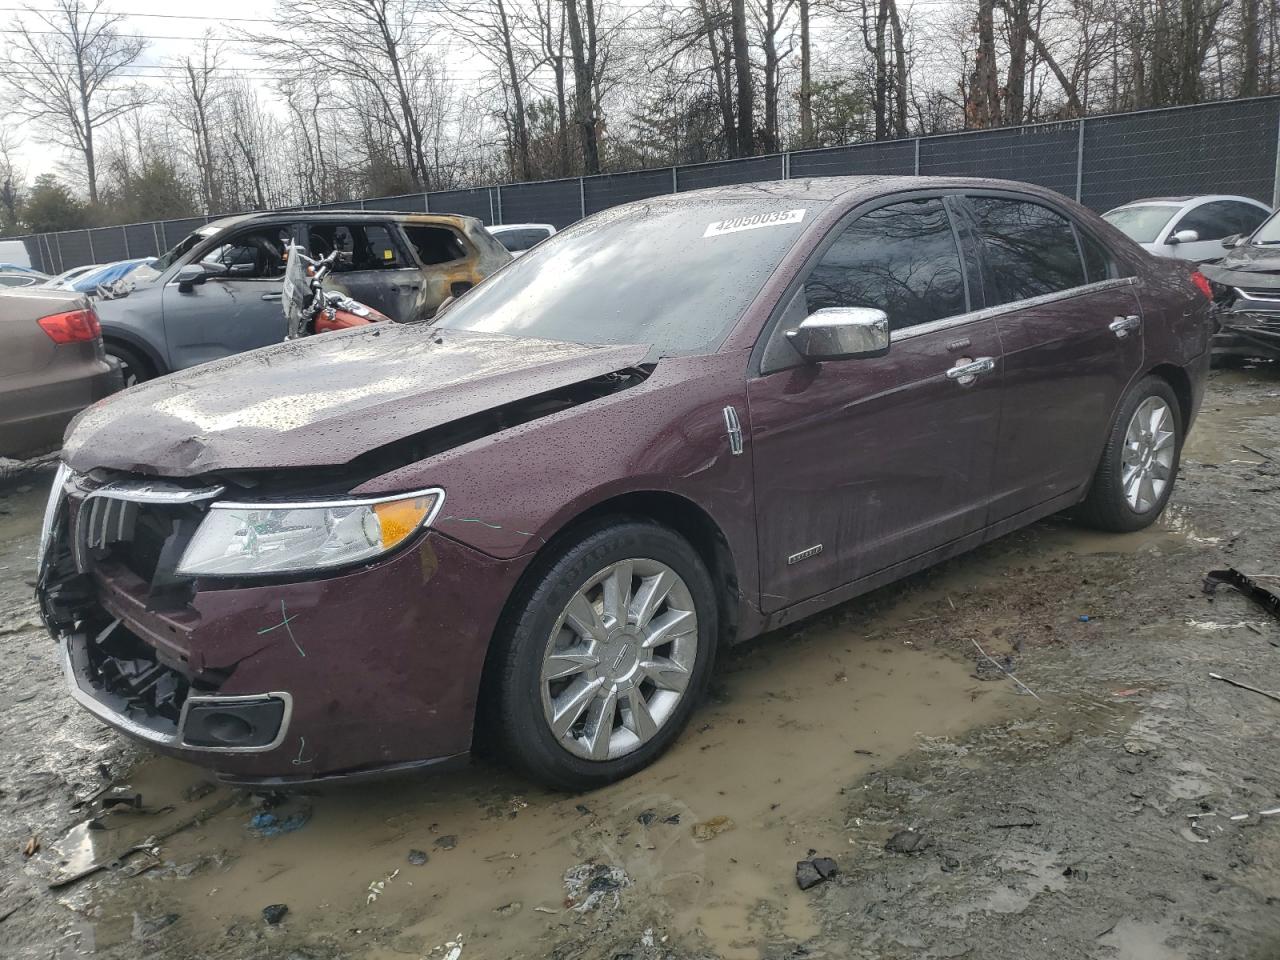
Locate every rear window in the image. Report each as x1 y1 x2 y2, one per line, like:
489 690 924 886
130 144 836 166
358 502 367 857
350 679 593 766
969 197 1085 305
1102 204 1178 244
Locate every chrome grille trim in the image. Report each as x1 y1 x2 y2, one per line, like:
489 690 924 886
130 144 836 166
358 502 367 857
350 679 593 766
70 477 225 574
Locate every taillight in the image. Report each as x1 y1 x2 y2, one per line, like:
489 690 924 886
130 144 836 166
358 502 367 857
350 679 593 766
1190 270 1213 300
37 308 101 344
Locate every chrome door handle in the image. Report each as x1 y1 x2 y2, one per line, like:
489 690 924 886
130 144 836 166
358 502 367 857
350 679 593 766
946 356 996 386
1109 314 1141 338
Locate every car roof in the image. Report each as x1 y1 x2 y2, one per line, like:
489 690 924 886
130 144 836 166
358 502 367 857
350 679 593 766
203 210 484 233
1111 194 1270 210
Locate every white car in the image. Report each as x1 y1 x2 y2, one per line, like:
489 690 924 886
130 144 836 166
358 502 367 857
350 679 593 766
488 222 556 257
1102 195 1271 263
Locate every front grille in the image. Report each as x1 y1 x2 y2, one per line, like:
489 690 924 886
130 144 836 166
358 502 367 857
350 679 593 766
86 620 194 728
68 476 225 589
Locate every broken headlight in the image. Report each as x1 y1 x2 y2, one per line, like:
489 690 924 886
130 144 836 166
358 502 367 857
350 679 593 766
176 488 444 577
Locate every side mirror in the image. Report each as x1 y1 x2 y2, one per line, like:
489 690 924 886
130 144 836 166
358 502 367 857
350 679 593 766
1168 229 1199 245
786 307 890 362
1221 234 1242 249
175 264 212 293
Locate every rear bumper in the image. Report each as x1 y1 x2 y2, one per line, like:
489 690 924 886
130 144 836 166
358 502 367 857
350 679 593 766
0 358 119 458
43 524 529 786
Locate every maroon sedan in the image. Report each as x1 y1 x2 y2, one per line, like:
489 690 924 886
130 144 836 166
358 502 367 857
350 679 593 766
37 177 1210 790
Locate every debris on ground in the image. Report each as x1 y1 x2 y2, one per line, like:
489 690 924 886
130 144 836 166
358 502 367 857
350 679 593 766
131 912 179 941
691 815 735 841
493 901 522 917
434 834 458 850
1204 568 1280 621
1209 672 1280 704
795 857 839 890
408 849 429 865
366 868 400 904
262 903 288 925
248 800 312 837
183 781 217 802
21 835 39 858
884 829 933 854
970 639 1042 700
563 862 631 913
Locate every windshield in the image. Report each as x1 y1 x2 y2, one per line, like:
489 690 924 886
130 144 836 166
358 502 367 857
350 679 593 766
436 199 813 356
152 227 216 272
1101 205 1178 244
1253 210 1280 244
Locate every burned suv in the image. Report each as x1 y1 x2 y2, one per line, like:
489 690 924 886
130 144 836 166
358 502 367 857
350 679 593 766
38 177 1210 790
95 210 510 384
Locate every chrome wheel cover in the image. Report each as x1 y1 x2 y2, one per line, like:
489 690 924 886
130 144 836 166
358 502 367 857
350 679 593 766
540 558 698 761
1122 396 1176 513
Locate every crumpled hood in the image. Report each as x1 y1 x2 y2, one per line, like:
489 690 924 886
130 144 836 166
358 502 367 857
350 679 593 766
63 325 648 476
1201 243 1280 286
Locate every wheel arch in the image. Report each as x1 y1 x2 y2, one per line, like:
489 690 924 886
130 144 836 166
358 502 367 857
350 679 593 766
472 489 742 750
1147 362 1193 430
101 326 166 378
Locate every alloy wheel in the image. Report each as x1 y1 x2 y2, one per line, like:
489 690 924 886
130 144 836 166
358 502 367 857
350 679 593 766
539 558 698 761
1121 396 1176 513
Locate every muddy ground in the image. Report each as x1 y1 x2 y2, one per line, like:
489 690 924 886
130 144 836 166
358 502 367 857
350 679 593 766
3 367 1280 960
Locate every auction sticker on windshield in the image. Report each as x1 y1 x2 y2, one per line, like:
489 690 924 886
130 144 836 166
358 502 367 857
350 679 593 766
703 208 806 238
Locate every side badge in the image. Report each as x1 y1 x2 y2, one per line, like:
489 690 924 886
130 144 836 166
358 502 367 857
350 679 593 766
723 405 744 456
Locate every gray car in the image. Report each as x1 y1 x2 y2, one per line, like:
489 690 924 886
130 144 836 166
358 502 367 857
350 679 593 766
97 210 511 384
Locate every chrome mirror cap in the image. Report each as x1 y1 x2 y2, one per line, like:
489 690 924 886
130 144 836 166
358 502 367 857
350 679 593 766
786 307 890 362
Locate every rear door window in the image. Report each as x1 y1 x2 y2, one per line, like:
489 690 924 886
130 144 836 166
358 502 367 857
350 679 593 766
201 225 292 279
967 197 1085 305
307 222 408 271
804 197 969 332
1078 230 1118 284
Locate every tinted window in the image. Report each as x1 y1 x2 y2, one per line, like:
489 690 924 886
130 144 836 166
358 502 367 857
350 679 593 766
804 198 967 332
496 228 551 252
1079 230 1117 283
1226 201 1268 236
969 197 1085 304
1174 201 1241 241
436 200 811 357
1101 205 1177 244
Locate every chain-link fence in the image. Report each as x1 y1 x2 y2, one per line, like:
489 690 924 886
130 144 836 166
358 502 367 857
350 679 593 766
14 95 1280 275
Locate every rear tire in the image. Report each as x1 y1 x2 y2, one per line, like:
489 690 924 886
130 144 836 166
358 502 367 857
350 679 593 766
1076 376 1182 532
490 518 717 791
104 342 155 387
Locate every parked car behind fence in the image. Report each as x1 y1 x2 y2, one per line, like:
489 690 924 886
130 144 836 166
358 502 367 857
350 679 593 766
1103 195 1271 264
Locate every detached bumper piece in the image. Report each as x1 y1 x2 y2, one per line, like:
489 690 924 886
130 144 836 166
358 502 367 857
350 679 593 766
62 621 291 752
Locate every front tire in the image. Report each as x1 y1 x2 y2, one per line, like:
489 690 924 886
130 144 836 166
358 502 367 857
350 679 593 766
490 519 717 791
1077 376 1182 532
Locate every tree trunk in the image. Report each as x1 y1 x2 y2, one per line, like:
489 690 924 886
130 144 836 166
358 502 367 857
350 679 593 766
696 0 736 153
798 0 813 146
731 0 753 156
761 0 779 152
496 0 532 180
564 0 600 174
888 0 908 136
1240 0 1260 96
1004 0 1030 124
965 0 1000 128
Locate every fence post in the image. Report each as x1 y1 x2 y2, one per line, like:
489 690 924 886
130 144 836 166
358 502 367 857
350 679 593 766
152 222 162 257
85 229 95 263
671 166 678 193
423 193 430 213
1273 107 1280 208
53 233 65 273
487 188 495 225
1075 117 1086 203
121 226 130 259
495 184 504 224
913 138 921 176
579 177 586 219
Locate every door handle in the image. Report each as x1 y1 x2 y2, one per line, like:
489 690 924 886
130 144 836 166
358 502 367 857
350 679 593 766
261 292 282 302
1109 314 1141 338
945 356 996 386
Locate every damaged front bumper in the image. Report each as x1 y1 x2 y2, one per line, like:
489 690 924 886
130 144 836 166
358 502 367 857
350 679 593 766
38 467 528 786
1210 284 1280 362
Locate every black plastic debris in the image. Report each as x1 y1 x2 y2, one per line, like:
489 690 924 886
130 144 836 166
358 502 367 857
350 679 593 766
407 849 428 866
885 829 933 854
1204 569 1280 621
262 904 289 925
636 810 656 826
434 834 457 850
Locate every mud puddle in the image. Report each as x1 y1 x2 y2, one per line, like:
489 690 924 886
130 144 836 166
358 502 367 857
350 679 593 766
82 607 1028 958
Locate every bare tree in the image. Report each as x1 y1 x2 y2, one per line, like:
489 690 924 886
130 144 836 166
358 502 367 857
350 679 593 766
731 0 754 154
0 0 148 204
167 36 224 213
